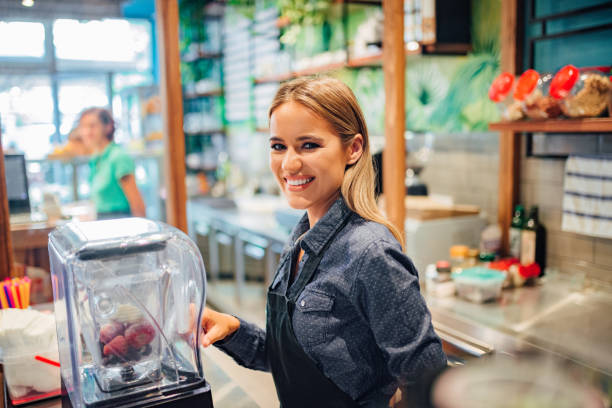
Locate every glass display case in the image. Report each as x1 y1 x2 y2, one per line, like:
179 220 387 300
26 152 165 221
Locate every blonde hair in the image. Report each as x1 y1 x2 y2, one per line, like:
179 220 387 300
269 76 404 248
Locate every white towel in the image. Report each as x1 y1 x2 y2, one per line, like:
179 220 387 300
562 155 612 239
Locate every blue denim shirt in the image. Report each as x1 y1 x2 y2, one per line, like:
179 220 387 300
216 196 446 401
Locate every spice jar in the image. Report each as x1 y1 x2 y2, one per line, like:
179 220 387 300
550 65 612 118
514 69 562 119
488 72 523 121
449 245 469 273
466 248 480 267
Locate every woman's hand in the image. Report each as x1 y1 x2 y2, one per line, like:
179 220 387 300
201 307 240 347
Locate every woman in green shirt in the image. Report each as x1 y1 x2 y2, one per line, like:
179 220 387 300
79 107 146 218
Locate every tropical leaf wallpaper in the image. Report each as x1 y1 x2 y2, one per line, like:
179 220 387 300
332 0 502 135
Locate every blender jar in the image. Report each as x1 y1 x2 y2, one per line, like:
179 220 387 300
49 218 208 408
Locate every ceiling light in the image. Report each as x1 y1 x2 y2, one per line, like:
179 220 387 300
22 0 35 7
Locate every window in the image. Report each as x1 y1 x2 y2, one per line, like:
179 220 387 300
0 21 45 58
0 18 154 158
0 76 55 159
58 75 109 136
53 18 152 71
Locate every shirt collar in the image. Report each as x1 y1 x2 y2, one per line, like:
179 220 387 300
288 195 353 256
91 142 115 164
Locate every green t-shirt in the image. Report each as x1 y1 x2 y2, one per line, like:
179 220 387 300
89 142 135 214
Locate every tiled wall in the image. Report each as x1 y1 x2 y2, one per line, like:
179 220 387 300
420 132 612 284
420 132 499 225
519 138 612 285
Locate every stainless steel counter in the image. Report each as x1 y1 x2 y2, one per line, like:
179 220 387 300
426 274 612 377
188 197 612 381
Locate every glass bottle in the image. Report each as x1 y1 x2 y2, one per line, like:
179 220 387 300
520 206 547 275
509 204 525 259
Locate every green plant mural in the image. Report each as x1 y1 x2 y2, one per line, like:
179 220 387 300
405 0 502 132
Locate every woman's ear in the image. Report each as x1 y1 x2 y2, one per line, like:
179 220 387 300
346 133 364 165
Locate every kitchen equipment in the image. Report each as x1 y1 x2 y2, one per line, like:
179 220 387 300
405 214 486 277
405 132 433 196
48 218 213 408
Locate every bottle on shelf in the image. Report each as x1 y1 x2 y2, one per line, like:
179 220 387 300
520 206 547 275
509 204 525 259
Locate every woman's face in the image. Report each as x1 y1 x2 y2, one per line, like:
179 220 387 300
79 113 109 152
269 101 362 219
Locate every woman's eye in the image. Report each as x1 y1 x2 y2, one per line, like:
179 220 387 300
303 142 320 150
270 143 286 151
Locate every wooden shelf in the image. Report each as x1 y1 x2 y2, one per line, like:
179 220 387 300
182 52 223 63
183 89 223 100
489 117 612 133
253 50 421 84
184 129 225 136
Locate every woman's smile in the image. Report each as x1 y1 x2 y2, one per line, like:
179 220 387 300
284 176 315 191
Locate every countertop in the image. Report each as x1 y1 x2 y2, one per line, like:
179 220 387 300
188 196 612 378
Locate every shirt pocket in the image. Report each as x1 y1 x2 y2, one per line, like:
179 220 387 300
293 290 334 347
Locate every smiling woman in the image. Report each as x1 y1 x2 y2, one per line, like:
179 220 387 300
269 101 360 225
200 76 447 407
268 76 403 243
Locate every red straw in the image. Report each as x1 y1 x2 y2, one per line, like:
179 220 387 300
35 355 61 367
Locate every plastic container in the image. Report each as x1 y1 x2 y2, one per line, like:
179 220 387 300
550 65 612 118
514 69 561 119
0 309 61 405
451 267 505 303
488 72 523 121
425 263 455 298
1 347 61 405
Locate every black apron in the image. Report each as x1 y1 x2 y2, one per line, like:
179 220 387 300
265 218 388 408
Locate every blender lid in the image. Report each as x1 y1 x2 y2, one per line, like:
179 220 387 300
51 218 171 260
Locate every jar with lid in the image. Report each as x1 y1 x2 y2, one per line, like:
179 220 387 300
488 72 523 121
550 65 612 118
449 245 469 273
514 69 562 119
466 248 479 267
435 260 451 281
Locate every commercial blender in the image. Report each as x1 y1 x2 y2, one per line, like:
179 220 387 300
48 218 213 408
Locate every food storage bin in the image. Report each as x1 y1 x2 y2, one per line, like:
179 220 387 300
451 267 505 303
488 72 523 121
550 64 612 118
514 69 561 119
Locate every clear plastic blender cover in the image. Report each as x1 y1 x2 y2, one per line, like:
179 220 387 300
49 218 207 406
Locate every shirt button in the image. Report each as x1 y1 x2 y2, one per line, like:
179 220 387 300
300 300 305 307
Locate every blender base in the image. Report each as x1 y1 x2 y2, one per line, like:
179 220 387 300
59 379 214 408
406 184 428 196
